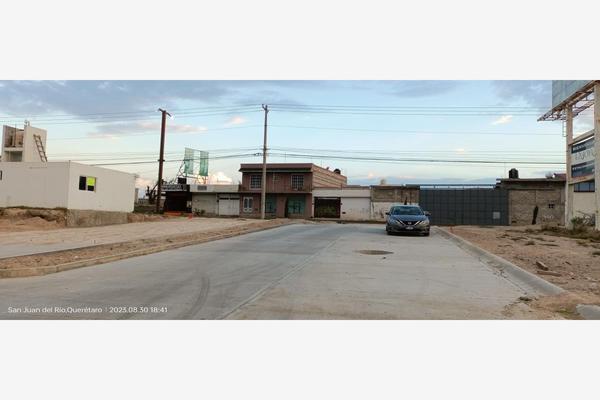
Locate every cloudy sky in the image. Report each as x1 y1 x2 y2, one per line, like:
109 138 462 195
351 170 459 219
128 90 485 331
0 81 592 187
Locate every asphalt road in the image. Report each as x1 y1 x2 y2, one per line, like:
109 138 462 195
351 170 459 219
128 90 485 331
0 223 534 319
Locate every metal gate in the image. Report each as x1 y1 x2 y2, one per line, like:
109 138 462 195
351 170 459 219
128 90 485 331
418 186 509 226
314 197 341 218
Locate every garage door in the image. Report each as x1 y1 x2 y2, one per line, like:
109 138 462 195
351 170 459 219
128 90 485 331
218 195 240 216
314 197 341 218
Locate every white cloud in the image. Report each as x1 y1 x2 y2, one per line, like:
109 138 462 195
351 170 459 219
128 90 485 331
91 121 207 137
491 115 513 125
136 177 154 189
225 115 247 126
207 171 234 184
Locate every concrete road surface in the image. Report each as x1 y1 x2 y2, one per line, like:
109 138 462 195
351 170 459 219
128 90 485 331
0 223 538 319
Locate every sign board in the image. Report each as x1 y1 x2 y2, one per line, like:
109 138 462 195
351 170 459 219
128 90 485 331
183 148 209 177
570 136 595 179
552 80 592 108
183 148 194 175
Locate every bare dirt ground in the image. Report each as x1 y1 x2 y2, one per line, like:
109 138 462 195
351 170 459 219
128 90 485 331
0 218 291 275
0 217 271 248
447 225 600 317
0 207 166 233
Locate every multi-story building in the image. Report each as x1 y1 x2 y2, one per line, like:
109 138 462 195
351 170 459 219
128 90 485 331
1 124 48 162
238 163 347 218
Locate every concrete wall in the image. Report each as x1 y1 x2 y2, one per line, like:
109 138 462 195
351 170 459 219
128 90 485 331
370 186 420 221
508 189 564 225
67 162 135 212
65 209 128 227
192 193 218 216
0 162 70 208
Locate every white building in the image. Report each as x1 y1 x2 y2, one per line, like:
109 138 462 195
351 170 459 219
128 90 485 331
539 80 599 230
191 184 239 216
0 161 136 212
1 124 48 162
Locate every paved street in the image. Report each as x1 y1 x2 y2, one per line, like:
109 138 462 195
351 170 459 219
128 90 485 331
0 223 535 319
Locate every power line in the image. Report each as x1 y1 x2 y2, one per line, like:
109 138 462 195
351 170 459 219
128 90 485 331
89 152 261 166
47 125 263 141
269 124 560 136
265 152 565 166
0 104 260 121
0 108 262 125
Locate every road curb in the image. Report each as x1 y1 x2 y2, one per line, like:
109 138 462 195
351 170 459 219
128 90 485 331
435 227 565 296
0 221 294 279
575 304 600 320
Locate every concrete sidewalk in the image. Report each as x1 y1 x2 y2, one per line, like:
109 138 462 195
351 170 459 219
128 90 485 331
0 217 265 259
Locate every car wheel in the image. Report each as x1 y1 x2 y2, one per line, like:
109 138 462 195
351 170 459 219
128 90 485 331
424 232 430 237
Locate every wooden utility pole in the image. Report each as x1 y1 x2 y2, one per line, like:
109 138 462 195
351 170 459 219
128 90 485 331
156 108 171 213
260 104 269 219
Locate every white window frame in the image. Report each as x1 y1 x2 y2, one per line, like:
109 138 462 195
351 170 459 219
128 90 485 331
250 174 262 189
291 174 304 190
243 196 254 213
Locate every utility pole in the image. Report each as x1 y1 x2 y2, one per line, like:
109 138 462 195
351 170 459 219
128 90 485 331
156 108 171 213
260 104 269 219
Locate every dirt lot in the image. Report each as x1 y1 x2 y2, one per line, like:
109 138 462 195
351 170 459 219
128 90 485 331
0 217 275 250
0 218 292 277
0 207 166 233
447 225 600 317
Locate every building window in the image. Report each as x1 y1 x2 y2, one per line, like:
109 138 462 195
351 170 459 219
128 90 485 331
574 180 595 192
548 203 555 209
250 175 262 189
79 176 96 192
0 170 2 180
243 197 254 212
291 174 304 190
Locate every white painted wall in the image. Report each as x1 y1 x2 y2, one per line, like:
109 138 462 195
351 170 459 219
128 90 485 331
192 193 218 215
0 162 70 208
22 126 47 162
67 163 135 212
313 188 370 198
0 162 135 212
190 184 238 193
572 192 596 218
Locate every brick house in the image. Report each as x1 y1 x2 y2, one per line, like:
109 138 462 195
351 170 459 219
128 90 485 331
238 163 347 218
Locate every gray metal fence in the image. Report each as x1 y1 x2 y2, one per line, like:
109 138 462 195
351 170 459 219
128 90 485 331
419 186 508 226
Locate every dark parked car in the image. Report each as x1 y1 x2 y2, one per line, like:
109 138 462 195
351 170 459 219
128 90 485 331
385 205 431 236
